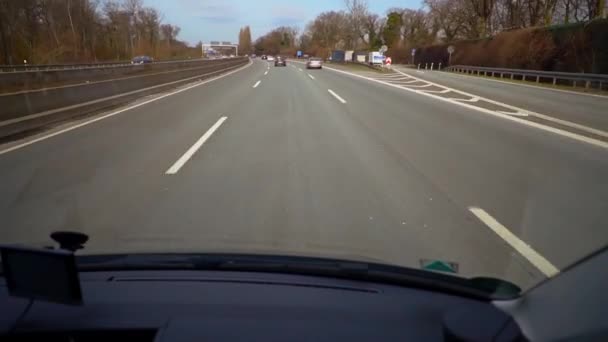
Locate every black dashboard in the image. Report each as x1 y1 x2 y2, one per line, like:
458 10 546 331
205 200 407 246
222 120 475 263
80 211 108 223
1 269 522 341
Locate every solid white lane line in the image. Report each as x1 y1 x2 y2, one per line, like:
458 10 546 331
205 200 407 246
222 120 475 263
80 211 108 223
253 80 261 88
165 116 227 174
375 75 408 79
531 112 608 138
328 89 347 104
496 110 529 117
469 207 560 278
453 97 480 103
392 80 421 84
423 89 451 94
435 68 608 99
0 61 253 156
393 68 608 139
403 83 433 88
308 74 315 80
320 64 608 150
264 71 268 75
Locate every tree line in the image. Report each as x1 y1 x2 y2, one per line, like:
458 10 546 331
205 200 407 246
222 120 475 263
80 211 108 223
0 0 199 65
238 26 252 55
252 26 299 56
252 0 606 57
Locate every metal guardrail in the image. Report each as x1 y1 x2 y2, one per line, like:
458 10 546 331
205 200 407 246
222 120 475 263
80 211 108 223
0 57 248 138
0 57 214 73
444 65 608 90
0 61 132 73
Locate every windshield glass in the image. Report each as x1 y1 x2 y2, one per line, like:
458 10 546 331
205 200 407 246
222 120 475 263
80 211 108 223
1 0 607 294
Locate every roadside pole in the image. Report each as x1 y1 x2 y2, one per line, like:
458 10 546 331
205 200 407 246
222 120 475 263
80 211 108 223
411 48 416 65
447 45 455 66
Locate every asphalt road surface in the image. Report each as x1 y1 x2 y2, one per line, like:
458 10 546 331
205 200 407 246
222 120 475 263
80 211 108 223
1 58 607 290
392 65 608 132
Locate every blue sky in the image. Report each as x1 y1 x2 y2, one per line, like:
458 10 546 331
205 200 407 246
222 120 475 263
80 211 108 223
146 0 423 45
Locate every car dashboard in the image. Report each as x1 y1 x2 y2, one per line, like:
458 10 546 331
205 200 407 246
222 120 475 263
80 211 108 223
1 269 522 341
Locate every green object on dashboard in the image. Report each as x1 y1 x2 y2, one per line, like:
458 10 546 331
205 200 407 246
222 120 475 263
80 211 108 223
421 259 458 274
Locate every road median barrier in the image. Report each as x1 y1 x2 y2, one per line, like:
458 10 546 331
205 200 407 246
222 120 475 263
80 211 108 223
0 58 248 139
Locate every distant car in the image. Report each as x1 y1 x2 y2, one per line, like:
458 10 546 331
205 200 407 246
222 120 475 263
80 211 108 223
261 55 267 60
131 55 153 64
251 54 257 58
274 57 286 67
303 54 310 59
267 56 275 61
306 57 323 69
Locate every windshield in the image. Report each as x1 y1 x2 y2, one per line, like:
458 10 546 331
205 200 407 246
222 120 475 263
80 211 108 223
1 0 607 294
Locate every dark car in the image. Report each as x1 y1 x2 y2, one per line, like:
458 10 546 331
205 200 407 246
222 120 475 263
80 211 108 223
131 55 153 64
261 55 267 60
274 57 286 67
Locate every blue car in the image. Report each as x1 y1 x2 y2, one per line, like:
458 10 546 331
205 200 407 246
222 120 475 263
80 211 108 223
131 55 154 64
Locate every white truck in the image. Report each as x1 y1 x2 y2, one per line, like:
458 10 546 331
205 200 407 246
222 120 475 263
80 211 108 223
368 51 385 66
345 50 354 62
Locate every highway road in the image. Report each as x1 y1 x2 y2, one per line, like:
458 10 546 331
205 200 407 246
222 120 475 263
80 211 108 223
392 65 608 132
1 58 607 290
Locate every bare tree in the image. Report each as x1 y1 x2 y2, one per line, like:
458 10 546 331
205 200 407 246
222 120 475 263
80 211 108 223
364 13 382 48
426 0 470 42
307 11 349 56
527 0 559 26
469 0 496 37
344 0 369 48
402 10 434 46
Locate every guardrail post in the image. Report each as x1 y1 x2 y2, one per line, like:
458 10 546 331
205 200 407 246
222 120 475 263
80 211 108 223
585 80 590 89
510 73 514 80
425 63 428 70
438 62 442 69
522 75 526 81
553 77 556 86
500 72 503 78
536 76 540 83
573 80 576 88
431 63 434 70
418 63 421 70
